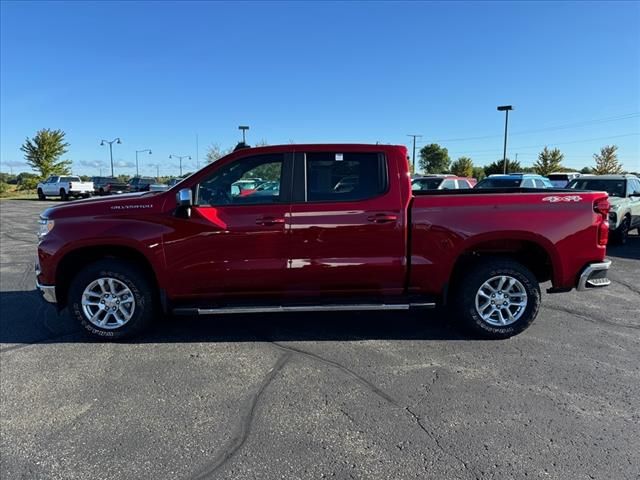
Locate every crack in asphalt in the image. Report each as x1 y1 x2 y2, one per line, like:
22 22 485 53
609 277 640 295
188 352 292 480
544 304 640 330
405 406 477 479
270 341 400 407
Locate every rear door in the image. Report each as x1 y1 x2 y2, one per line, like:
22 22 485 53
286 150 406 297
628 179 640 228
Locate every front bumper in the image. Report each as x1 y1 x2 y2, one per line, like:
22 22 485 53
577 260 611 291
35 261 57 303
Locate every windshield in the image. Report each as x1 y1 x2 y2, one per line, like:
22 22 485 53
475 178 522 188
549 179 569 187
567 179 626 197
412 178 444 190
61 176 80 182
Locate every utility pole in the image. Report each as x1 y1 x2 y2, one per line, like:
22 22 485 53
497 105 514 174
407 134 422 174
169 154 191 177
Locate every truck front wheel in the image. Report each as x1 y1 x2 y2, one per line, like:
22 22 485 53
37 189 46 200
68 259 156 340
453 259 541 339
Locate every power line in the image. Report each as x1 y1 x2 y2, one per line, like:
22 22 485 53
447 132 639 157
422 112 640 144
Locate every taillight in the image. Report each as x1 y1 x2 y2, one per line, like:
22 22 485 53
594 197 610 246
594 197 610 216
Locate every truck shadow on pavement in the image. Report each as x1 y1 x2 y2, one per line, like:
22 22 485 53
607 232 640 261
0 290 466 350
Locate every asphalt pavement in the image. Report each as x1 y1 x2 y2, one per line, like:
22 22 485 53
1 199 639 480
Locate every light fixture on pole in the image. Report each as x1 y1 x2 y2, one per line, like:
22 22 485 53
135 149 152 177
497 105 514 174
100 137 122 177
169 154 191 177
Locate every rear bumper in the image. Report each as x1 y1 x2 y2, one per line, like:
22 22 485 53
576 260 611 291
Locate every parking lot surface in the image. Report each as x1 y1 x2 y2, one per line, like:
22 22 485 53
1 199 639 480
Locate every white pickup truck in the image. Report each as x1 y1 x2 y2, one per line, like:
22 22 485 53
37 175 94 201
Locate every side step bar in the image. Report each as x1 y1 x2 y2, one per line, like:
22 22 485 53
173 303 436 316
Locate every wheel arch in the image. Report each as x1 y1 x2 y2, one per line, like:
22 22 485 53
445 236 557 304
55 245 164 311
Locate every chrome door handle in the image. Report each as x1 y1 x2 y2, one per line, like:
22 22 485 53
256 217 285 226
367 213 398 223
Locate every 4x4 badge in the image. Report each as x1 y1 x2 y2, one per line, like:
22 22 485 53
542 195 583 203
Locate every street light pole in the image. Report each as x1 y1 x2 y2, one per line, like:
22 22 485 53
100 137 122 177
169 154 191 177
238 125 249 144
135 149 152 177
407 134 422 174
497 105 514 174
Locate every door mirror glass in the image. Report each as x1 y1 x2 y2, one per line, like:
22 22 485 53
231 185 241 196
177 188 192 207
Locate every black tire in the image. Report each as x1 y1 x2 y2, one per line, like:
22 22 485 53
99 188 105 196
37 188 46 200
60 188 68 201
453 258 541 339
68 259 156 340
611 216 630 245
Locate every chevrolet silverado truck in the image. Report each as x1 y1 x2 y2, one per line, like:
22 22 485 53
35 144 612 340
37 175 94 201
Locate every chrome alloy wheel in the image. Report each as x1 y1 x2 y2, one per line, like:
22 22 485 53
474 275 528 326
81 277 136 329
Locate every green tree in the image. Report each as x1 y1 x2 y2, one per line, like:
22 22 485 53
580 166 593 174
483 159 521 176
20 129 71 178
450 156 474 177
206 144 233 163
592 145 623 174
16 172 40 190
533 147 565 175
471 166 486 181
418 144 450 174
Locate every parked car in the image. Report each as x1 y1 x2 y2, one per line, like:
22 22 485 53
92 177 130 195
547 172 581 188
412 175 476 190
233 178 263 196
36 144 611 341
566 174 640 244
475 174 554 189
37 176 93 201
127 176 156 192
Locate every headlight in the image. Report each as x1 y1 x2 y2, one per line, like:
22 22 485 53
38 218 55 239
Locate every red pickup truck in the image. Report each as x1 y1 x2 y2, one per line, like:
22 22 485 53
36 144 612 340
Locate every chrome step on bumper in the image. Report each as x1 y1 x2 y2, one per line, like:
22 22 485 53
577 260 612 291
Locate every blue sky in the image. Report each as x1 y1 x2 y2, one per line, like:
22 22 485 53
1 0 639 176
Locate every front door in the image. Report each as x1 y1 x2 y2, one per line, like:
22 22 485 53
285 150 406 298
163 152 293 302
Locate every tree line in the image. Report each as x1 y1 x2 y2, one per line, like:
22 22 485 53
418 143 627 179
2 128 633 193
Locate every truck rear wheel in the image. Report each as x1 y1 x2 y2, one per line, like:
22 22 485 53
68 259 156 340
59 188 68 201
453 258 540 339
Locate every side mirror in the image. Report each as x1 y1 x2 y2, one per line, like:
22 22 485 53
231 185 241 196
177 188 192 207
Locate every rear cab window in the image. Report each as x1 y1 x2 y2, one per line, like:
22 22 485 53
304 152 387 202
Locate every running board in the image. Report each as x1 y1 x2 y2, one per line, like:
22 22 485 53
173 302 436 316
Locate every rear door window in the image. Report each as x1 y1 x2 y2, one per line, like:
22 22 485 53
305 152 387 202
457 180 471 189
522 179 535 187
